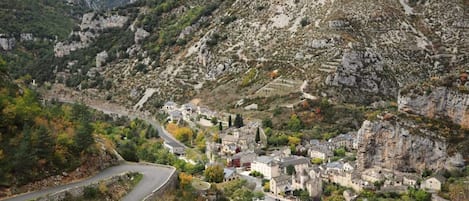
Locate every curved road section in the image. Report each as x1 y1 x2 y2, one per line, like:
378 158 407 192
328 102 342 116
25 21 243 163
1 163 175 201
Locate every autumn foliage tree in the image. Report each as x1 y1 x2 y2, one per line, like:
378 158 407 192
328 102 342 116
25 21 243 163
204 165 224 183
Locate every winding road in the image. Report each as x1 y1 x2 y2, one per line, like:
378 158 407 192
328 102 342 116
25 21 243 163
1 163 175 201
1 94 185 201
51 97 187 149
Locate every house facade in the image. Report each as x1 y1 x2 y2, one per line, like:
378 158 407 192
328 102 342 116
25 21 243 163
251 156 280 179
270 175 292 196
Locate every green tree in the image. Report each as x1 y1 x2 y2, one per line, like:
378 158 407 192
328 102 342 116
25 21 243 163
219 122 223 131
118 141 139 162
74 121 94 153
333 148 346 157
231 188 254 201
287 114 303 132
234 114 244 128
71 103 91 122
228 115 232 127
255 127 260 143
204 165 224 183
34 125 55 160
262 118 273 128
13 128 37 184
0 56 6 74
286 164 296 175
211 117 218 125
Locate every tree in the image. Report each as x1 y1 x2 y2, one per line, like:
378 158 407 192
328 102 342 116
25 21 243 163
231 188 254 201
145 126 158 139
211 117 218 125
234 114 244 128
34 125 55 160
204 165 224 183
333 148 346 157
263 182 270 192
13 128 37 184
71 103 91 122
288 136 301 146
255 127 260 143
74 121 94 153
228 115 232 127
219 122 223 131
222 179 247 199
311 158 324 165
262 118 273 128
254 191 265 200
286 164 296 175
0 56 6 74
174 127 194 145
287 114 303 132
118 141 139 162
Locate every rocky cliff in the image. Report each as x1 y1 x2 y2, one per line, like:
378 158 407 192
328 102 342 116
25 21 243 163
356 119 465 173
398 86 469 128
65 0 137 10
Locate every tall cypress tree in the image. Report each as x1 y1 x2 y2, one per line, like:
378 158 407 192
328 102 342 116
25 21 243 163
228 115 232 127
255 127 260 143
234 114 244 128
219 122 223 131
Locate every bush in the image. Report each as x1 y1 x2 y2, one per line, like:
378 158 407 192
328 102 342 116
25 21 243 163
221 15 237 25
83 186 99 199
300 17 309 27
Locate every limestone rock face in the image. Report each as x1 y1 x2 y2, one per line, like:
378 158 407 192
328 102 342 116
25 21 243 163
96 51 108 68
398 87 469 128
54 12 128 57
0 36 15 51
356 120 450 173
134 28 150 44
327 49 396 94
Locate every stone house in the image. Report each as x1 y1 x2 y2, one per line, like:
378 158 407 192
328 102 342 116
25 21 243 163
168 110 183 122
402 174 419 188
421 176 446 192
279 156 311 175
308 144 333 160
223 168 239 182
198 106 216 119
251 156 280 179
163 141 185 155
227 151 257 168
270 175 292 196
329 133 356 150
292 167 322 199
162 101 178 112
220 125 257 154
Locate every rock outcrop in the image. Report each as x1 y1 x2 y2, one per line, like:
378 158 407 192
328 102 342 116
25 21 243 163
0 35 15 51
398 86 469 128
54 12 128 57
356 119 456 173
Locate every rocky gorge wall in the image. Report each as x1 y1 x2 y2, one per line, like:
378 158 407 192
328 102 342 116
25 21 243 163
398 86 469 128
356 119 464 173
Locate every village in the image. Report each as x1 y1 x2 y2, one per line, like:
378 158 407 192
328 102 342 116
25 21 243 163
160 101 449 201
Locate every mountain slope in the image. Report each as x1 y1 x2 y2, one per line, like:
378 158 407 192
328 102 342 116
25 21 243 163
1 0 468 111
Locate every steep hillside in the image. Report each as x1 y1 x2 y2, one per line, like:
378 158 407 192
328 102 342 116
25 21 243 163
19 0 466 111
1 0 468 117
66 0 137 10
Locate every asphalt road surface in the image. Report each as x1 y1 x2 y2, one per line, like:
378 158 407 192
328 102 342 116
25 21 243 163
1 163 174 201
